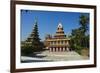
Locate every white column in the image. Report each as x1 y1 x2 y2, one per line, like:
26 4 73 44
63 47 65 51
49 47 52 52
60 47 62 52
59 41 61 45
53 47 55 52
67 41 69 46
67 47 69 51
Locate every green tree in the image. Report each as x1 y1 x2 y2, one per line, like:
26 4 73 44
70 14 89 54
21 44 33 56
79 14 89 34
21 19 44 56
32 20 44 52
79 14 89 48
70 28 83 53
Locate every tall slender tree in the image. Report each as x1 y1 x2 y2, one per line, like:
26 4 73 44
32 19 43 52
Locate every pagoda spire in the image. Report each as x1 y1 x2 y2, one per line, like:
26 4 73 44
58 22 63 28
54 22 66 38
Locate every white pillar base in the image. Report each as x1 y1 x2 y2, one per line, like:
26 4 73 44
53 47 55 52
67 47 69 51
49 48 52 52
63 47 65 51
60 47 62 52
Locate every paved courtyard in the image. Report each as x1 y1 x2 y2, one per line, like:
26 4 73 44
21 51 89 63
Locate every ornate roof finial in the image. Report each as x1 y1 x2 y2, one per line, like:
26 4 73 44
58 22 63 28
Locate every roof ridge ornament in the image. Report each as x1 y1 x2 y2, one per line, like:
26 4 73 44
58 22 63 28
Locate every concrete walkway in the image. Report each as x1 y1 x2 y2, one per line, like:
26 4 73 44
21 51 89 62
41 51 89 61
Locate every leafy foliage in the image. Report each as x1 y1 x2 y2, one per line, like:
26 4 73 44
70 14 89 55
21 44 33 56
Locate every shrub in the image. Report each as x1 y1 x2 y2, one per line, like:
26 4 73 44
21 45 33 56
74 45 83 55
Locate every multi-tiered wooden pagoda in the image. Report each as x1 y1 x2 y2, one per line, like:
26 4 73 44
44 23 70 52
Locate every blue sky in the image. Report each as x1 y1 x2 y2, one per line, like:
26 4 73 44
21 10 89 41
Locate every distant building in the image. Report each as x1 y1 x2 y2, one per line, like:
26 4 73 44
44 22 70 52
